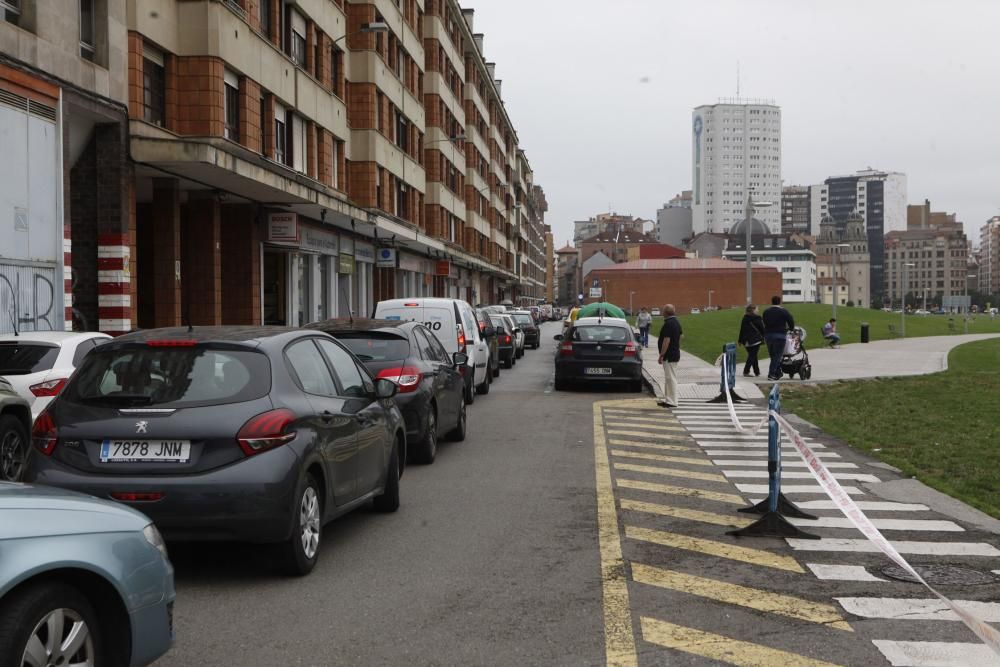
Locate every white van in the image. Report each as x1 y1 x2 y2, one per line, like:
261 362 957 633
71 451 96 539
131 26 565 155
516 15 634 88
374 298 491 403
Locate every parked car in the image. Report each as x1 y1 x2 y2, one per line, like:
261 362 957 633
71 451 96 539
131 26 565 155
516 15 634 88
651 308 661 316
374 298 490 404
23 326 406 576
499 313 525 358
0 377 32 482
0 481 175 666
488 314 517 368
553 317 643 392
306 319 467 464
475 308 501 379
690 308 701 314
0 332 111 420
510 311 540 349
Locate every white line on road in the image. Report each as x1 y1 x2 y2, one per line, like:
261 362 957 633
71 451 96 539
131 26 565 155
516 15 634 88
736 484 863 495
723 470 882 483
790 517 963 532
713 459 857 469
806 564 886 582
873 640 1000 666
751 499 929 512
708 450 840 458
785 538 1000 557
838 597 1000 622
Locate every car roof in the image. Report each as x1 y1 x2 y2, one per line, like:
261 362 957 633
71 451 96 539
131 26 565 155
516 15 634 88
304 318 411 335
378 298 464 308
110 326 304 345
0 331 110 345
574 317 630 326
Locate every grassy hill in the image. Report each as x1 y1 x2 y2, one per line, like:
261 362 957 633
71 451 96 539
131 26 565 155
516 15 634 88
640 303 1000 364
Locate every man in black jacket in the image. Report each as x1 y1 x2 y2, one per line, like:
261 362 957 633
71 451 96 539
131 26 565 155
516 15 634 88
657 304 682 408
762 295 795 381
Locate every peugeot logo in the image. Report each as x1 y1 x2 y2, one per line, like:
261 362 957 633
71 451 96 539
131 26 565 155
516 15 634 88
135 421 148 434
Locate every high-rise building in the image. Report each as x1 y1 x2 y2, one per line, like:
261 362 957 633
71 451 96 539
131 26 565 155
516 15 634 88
655 191 693 247
780 186 811 235
691 99 782 236
979 216 1000 296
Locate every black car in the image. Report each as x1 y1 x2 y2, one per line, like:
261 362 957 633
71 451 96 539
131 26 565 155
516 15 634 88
475 308 500 379
510 311 540 349
306 319 467 464
553 317 643 392
24 326 406 576
488 315 516 369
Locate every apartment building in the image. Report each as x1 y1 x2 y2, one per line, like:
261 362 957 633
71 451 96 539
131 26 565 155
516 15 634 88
978 216 1000 297
655 191 693 247
573 213 646 246
884 224 969 309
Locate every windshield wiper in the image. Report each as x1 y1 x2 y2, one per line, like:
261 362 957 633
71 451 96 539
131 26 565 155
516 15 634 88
353 354 375 361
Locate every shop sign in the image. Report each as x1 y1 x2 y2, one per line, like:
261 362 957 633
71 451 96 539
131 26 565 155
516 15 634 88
355 241 375 263
398 253 426 273
339 254 355 274
376 248 397 267
301 226 338 255
267 212 298 243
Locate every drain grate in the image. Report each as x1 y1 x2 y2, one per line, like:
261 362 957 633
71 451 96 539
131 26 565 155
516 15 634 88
878 564 999 586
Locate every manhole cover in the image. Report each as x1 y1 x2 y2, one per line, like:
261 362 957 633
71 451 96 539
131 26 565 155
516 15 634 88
878 564 998 586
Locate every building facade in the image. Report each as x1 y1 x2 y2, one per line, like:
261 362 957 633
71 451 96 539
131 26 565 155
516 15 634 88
655 190 693 247
691 99 782 236
885 225 969 310
573 212 646 246
555 243 578 306
722 221 817 304
908 200 957 229
780 185 811 235
578 230 661 266
979 216 1000 297
815 212 871 308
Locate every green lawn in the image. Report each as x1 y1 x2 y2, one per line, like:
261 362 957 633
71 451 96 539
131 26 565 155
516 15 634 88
779 339 1000 519
637 304 1000 364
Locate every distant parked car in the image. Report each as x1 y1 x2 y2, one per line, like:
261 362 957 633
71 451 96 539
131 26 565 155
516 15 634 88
24 326 406 576
0 332 111 420
914 309 930 316
651 308 661 317
488 314 517 368
475 308 500 380
553 317 643 392
690 308 701 314
306 319 467 464
510 311 540 349
0 481 175 666
501 313 525 358
0 377 31 482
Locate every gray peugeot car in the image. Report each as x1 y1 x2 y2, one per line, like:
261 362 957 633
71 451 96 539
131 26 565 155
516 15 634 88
24 326 406 576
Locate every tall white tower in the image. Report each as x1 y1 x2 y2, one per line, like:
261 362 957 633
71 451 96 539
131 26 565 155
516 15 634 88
691 99 782 236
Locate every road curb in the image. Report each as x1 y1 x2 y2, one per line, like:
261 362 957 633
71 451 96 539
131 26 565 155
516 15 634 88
642 367 663 399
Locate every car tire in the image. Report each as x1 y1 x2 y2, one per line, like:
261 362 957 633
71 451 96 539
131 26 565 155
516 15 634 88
413 407 437 464
631 380 644 393
281 473 322 576
464 374 476 405
476 364 491 394
373 442 401 513
447 397 467 442
0 581 108 667
492 360 500 378
0 414 29 482
504 355 513 369
554 376 568 391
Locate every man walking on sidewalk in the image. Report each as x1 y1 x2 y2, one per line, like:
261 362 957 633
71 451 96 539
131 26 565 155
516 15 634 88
657 304 682 408
636 307 652 348
762 295 795 381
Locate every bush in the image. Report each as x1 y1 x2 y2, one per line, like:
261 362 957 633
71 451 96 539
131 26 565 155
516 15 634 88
846 300 855 307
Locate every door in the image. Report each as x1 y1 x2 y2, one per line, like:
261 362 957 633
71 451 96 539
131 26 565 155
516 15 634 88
285 339 358 506
419 327 462 428
263 251 288 325
459 305 487 385
316 338 387 495
413 327 453 427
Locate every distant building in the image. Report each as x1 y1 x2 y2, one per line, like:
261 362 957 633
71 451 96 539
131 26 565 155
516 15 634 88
555 243 579 305
626 243 686 261
578 230 661 265
781 185 812 235
885 225 969 309
979 217 1000 296
544 228 555 303
581 251 615 286
722 218 817 303
816 212 872 308
655 191 693 247
573 213 646 246
691 100 782 236
685 232 729 259
907 200 958 229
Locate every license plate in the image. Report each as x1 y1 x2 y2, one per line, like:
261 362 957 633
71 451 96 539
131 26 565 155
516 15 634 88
100 440 191 463
584 367 613 375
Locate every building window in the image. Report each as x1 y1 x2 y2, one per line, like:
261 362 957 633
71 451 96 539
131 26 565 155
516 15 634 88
331 46 344 97
224 71 240 141
1 0 20 26
259 95 267 154
289 9 306 65
395 109 407 151
396 180 408 218
274 103 287 164
291 114 306 172
260 0 272 38
142 54 165 126
79 0 96 61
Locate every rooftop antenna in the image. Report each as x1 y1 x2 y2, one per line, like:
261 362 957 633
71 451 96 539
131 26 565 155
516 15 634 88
736 60 740 98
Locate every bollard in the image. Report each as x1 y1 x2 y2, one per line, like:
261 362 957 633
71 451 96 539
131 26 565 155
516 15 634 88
728 383 820 539
708 342 746 403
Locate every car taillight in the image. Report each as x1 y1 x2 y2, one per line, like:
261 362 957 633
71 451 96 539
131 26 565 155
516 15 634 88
624 342 637 357
237 409 296 456
376 366 423 393
31 411 58 456
111 492 164 502
559 342 574 357
502 335 511 344
457 327 467 352
29 378 67 397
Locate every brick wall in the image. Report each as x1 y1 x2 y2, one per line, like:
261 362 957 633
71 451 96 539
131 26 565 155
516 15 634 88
239 77 262 153
221 205 262 325
175 56 224 136
348 161 377 207
182 197 222 325
127 31 143 119
586 268 784 314
347 82 376 128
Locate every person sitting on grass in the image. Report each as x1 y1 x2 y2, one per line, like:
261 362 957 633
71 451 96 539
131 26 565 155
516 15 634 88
822 318 841 348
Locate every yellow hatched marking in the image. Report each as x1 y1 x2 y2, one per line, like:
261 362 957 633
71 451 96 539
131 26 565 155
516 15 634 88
613 462 726 483
608 439 693 452
620 499 751 527
603 408 669 416
616 478 744 505
632 563 852 631
604 414 680 425
640 617 842 667
593 402 637 666
608 429 688 440
625 525 805 573
610 449 714 467
605 421 686 433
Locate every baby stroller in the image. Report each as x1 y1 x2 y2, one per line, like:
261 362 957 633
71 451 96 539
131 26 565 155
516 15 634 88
780 326 812 380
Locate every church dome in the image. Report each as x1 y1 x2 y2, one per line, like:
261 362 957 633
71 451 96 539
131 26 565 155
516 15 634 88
730 217 770 237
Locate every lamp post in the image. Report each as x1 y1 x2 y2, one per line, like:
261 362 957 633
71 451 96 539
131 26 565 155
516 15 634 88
965 273 976 333
629 290 636 317
331 22 389 47
922 287 929 313
708 289 714 310
902 262 915 338
832 243 850 320
743 192 773 305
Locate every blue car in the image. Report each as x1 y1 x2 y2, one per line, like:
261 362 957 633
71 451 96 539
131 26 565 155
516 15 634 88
0 481 174 666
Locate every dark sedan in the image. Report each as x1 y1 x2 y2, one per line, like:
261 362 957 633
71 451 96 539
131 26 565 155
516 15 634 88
553 317 643 392
306 319 467 465
23 326 406 576
488 315 517 369
510 311 540 349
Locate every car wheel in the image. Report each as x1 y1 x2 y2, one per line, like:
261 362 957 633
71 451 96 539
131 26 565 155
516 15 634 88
464 374 476 405
447 396 467 442
373 442 401 513
631 380 644 393
0 581 106 667
476 364 491 394
504 355 513 369
282 473 322 576
0 415 28 482
554 376 568 391
492 360 500 378
413 407 437 464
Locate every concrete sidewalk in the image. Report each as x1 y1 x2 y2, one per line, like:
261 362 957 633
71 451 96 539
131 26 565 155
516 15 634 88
641 349 765 402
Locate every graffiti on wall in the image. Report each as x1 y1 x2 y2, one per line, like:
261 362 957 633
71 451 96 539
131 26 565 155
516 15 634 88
0 262 58 334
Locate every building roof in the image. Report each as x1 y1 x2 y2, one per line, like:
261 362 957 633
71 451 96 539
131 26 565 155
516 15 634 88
580 230 658 245
591 258 778 272
555 244 577 254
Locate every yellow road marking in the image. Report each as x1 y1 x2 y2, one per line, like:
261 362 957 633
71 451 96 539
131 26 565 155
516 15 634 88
617 478 745 505
640 617 843 666
632 563 852 631
608 439 693 452
610 449 714 467
607 429 688 440
613 462 726 483
625 525 805 572
593 402 637 666
605 421 687 433
619 499 751 527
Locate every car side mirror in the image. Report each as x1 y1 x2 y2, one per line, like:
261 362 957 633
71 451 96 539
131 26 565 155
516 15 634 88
375 378 398 399
453 352 469 367
484 326 496 337
553 334 564 341
514 328 522 333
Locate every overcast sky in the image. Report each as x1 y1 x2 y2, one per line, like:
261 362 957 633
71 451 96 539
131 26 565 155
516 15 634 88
461 0 1000 247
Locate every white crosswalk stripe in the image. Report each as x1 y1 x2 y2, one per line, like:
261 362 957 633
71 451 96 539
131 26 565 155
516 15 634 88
723 470 882 483
872 640 1000 666
786 538 1000 557
789 517 963 532
712 459 857 469
806 564 887 582
752 499 930 512
736 483 863 495
838 597 1000 622
708 449 840 458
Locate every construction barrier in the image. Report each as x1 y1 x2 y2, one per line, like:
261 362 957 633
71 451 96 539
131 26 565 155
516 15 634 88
709 342 745 404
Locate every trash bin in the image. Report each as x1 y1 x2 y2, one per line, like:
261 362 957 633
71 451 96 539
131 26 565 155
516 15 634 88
860 322 870 343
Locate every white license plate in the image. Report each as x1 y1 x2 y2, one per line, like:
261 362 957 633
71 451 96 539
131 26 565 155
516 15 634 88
100 440 191 463
584 367 613 375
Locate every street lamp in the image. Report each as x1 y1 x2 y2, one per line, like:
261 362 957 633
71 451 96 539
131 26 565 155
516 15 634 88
331 22 389 47
743 192 773 305
965 273 977 333
424 133 467 146
629 290 636 317
832 243 850 320
708 289 714 310
902 262 915 338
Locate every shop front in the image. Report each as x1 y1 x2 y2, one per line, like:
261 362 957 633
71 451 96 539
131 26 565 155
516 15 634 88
397 252 433 300
262 212 340 326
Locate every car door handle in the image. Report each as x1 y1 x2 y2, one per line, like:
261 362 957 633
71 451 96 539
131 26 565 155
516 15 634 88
321 411 336 423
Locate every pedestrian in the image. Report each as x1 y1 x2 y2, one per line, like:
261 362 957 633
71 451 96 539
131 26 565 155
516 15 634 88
636 307 652 348
821 318 841 348
657 304 682 408
737 304 766 377
762 295 795 381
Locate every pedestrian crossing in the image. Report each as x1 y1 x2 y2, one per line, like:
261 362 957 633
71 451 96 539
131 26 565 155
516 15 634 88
593 397 1000 667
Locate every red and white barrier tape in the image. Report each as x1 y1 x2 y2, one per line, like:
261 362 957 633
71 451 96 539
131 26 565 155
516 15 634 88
770 409 1000 656
720 357 768 436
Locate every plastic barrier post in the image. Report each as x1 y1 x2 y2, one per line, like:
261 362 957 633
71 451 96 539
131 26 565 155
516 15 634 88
728 383 820 539
708 343 746 403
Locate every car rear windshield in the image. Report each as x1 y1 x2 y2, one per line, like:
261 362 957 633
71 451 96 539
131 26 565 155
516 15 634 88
512 314 534 325
61 345 271 408
0 343 59 375
334 333 410 362
572 326 629 342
